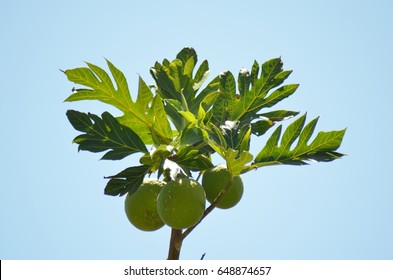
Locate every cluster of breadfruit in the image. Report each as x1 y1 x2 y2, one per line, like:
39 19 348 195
124 165 244 231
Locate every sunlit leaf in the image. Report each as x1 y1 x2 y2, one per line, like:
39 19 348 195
64 60 173 145
136 76 153 113
193 60 210 91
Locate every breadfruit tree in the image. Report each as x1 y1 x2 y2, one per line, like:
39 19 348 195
63 47 346 259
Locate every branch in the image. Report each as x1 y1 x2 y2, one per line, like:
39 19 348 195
167 228 183 260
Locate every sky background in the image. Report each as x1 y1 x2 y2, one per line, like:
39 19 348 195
1 0 392 260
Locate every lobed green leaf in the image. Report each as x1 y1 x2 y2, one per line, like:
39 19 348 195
254 114 346 166
66 110 148 160
104 165 151 196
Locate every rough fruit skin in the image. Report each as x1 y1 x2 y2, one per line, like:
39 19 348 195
157 178 206 229
202 164 244 209
124 178 166 231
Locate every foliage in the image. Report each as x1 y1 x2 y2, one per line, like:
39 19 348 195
64 47 346 197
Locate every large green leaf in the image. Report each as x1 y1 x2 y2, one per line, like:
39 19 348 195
201 58 298 144
104 165 151 196
151 47 200 103
65 60 133 113
150 47 214 129
64 60 172 145
66 110 148 160
254 114 346 166
229 58 293 121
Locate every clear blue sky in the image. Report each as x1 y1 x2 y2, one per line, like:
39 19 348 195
1 0 392 260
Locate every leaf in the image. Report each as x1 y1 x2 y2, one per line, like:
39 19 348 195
119 89 173 145
136 76 153 113
169 146 213 171
251 119 275 136
210 71 237 124
104 165 150 196
260 84 299 109
250 57 285 101
197 103 206 124
139 145 173 174
308 130 346 153
152 47 199 104
184 56 196 78
238 68 251 95
225 149 254 176
254 125 282 163
258 110 299 122
193 60 210 91
180 126 204 145
254 114 346 166
207 123 228 150
66 110 148 160
201 122 253 176
190 76 220 114
248 110 299 138
202 124 227 158
176 47 197 66
291 117 319 156
167 59 183 92
163 99 186 131
278 114 307 153
262 58 285 81
150 48 216 133
179 111 197 124
65 60 133 113
64 60 172 145
239 125 252 153
150 94 173 145
219 70 236 97
229 58 294 122
250 60 259 86
150 63 178 100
